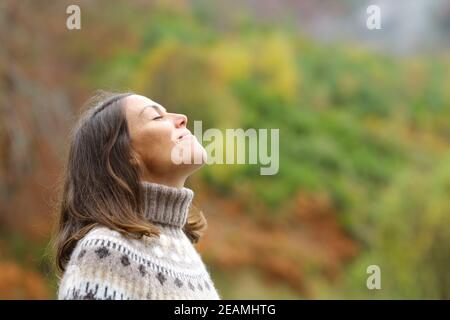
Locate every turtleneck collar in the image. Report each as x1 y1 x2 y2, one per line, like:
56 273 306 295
141 181 194 228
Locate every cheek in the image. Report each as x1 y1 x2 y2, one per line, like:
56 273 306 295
133 124 175 163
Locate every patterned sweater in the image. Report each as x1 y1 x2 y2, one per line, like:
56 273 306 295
57 182 221 300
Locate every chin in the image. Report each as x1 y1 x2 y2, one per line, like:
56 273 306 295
170 137 207 167
191 143 207 166
178 151 206 176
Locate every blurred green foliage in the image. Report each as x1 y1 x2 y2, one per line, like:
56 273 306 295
2 1 448 299
75 2 450 298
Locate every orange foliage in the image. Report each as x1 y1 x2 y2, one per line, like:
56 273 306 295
196 188 359 297
0 261 51 299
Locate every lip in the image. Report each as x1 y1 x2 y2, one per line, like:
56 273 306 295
179 133 193 141
178 131 193 141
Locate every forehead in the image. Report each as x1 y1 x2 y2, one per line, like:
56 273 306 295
124 94 166 116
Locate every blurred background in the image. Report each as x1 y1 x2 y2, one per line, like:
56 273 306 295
0 0 449 299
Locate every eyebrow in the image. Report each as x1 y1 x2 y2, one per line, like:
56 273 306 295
139 104 167 117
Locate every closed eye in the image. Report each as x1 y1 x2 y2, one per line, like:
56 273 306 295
152 115 164 120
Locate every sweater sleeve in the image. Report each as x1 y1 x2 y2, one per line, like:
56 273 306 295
57 237 139 300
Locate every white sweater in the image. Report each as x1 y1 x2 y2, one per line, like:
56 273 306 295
57 182 221 300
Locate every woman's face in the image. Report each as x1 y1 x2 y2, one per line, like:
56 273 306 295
124 94 206 186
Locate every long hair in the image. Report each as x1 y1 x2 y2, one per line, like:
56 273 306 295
52 91 206 275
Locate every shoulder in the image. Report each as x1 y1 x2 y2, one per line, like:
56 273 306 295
67 226 136 269
57 226 149 300
76 225 136 253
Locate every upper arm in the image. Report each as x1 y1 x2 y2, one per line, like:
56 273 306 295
57 238 134 300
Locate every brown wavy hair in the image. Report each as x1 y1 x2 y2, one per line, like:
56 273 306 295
52 91 206 275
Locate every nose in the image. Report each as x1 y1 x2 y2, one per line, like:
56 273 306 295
174 113 188 128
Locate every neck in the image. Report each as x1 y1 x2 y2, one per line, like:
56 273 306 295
141 181 194 228
139 168 188 189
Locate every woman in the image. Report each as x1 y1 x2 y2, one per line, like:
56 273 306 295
53 92 220 300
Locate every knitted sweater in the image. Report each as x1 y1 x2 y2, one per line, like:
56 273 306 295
57 182 221 300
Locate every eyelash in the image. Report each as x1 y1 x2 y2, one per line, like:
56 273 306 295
153 116 164 120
